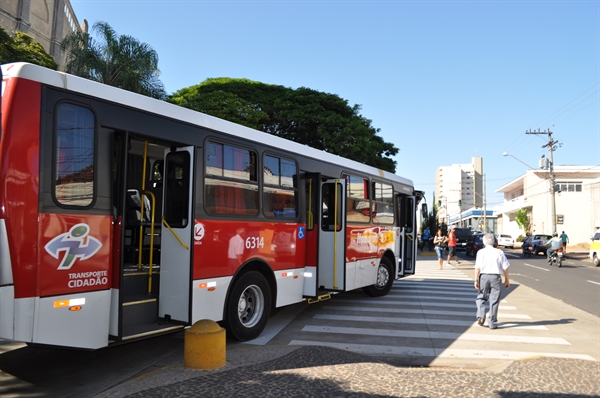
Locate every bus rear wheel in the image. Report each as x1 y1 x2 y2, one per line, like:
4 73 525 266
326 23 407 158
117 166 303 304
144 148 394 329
363 256 394 297
224 271 271 342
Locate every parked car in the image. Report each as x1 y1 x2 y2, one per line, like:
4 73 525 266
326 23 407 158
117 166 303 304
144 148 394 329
496 234 514 248
465 233 498 257
453 228 473 251
531 234 552 255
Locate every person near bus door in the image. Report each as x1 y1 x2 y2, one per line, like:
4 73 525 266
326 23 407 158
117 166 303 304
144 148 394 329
446 227 460 266
474 233 511 330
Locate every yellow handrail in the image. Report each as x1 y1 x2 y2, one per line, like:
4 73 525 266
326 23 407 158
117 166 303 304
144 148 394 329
162 216 190 250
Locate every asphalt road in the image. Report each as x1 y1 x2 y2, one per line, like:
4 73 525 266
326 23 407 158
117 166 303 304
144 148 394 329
464 249 599 317
1 250 598 398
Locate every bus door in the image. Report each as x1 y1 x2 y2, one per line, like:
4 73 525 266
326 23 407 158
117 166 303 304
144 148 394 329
158 147 194 322
318 179 346 291
397 194 416 276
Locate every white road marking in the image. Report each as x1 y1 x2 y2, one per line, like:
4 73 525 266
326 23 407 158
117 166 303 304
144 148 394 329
312 314 548 330
288 340 596 361
587 280 600 286
301 325 568 344
523 263 550 271
321 305 531 319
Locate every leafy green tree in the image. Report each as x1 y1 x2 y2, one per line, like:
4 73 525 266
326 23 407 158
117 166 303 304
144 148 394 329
169 78 399 172
61 21 166 99
515 208 530 235
0 27 57 69
421 195 446 236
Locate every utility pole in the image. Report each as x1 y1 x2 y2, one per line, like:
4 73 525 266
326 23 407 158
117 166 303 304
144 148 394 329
526 128 561 235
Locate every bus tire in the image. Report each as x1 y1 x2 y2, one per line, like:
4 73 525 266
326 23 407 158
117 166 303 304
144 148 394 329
363 256 394 297
224 271 271 342
593 253 599 267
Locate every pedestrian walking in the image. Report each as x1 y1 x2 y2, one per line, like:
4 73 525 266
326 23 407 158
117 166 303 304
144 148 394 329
474 233 510 330
446 227 460 265
420 226 432 252
433 230 447 270
560 231 569 254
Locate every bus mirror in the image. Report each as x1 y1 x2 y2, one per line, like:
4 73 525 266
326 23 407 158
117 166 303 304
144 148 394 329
421 204 428 219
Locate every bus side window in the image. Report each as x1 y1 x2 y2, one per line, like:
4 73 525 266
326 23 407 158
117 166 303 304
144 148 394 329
321 182 342 232
53 103 95 207
164 152 190 227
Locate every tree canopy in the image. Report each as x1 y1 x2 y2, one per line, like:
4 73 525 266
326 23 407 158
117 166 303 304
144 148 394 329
61 21 166 99
168 78 399 172
0 27 57 69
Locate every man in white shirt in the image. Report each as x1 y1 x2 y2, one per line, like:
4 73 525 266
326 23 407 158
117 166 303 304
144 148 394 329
545 232 563 263
474 233 510 330
228 228 246 268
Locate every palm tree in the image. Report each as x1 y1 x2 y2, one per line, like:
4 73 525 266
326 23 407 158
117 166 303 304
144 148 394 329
61 21 166 99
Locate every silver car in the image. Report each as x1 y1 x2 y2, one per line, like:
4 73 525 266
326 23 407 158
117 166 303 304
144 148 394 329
531 234 552 255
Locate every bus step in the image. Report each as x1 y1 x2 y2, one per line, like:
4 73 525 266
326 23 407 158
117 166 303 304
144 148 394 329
307 294 332 304
122 298 158 329
121 324 184 342
122 271 160 297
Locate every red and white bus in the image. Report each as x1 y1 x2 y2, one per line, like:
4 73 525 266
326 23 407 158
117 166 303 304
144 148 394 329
0 63 423 349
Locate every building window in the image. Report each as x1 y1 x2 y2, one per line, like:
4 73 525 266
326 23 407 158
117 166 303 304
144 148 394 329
556 182 582 193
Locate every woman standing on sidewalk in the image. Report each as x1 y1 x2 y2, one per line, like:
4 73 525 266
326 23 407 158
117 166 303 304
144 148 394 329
433 230 447 270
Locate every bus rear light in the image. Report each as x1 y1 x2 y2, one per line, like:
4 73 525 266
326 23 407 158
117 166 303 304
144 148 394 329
281 272 294 278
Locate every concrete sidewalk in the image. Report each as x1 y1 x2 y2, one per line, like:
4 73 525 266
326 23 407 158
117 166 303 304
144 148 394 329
96 254 600 398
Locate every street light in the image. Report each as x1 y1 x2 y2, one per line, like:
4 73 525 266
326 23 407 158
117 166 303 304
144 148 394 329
502 152 536 170
502 152 557 235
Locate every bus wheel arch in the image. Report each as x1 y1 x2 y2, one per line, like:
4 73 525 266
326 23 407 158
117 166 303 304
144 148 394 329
363 253 395 297
223 261 274 341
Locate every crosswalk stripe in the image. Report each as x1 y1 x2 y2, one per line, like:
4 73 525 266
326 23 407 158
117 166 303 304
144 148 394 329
334 298 518 310
301 325 569 344
383 294 486 302
321 305 532 319
288 340 596 361
312 314 548 330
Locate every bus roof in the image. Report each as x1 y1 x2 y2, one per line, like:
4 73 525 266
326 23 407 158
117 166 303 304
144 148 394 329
2 62 413 191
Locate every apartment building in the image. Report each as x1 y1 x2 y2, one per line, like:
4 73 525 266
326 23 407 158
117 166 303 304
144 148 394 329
435 157 484 227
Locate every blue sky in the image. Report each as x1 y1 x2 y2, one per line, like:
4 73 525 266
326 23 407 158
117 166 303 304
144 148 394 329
70 0 599 208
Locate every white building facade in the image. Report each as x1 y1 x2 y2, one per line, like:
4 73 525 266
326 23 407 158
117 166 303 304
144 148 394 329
494 166 600 246
436 157 484 227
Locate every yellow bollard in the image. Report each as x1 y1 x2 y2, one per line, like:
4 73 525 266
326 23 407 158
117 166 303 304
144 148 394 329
184 319 226 370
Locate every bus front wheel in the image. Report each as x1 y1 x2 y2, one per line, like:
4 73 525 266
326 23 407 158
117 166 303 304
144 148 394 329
363 256 394 297
224 271 271 342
